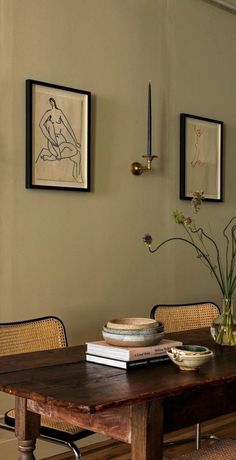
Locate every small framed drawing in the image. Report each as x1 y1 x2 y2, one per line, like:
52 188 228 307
180 113 223 201
26 79 91 191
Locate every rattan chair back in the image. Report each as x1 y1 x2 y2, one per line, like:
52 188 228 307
150 302 220 333
0 316 67 356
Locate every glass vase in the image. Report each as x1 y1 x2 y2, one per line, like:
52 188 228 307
210 298 236 346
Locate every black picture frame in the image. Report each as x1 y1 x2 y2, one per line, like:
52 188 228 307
180 113 223 202
26 79 91 191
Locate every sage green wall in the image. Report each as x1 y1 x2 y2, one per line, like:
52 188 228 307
1 0 236 344
1 0 236 456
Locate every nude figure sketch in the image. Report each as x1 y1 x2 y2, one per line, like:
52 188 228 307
191 125 205 168
186 121 218 198
36 97 82 183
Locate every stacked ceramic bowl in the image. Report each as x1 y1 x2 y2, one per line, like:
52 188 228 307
167 345 214 371
102 317 164 347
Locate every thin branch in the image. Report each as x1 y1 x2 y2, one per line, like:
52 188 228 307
190 226 226 291
149 237 225 294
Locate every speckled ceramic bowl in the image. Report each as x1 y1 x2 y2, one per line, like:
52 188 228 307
170 345 211 356
167 345 213 371
102 321 164 347
107 318 159 330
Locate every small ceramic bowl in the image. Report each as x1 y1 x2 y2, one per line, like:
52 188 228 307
171 345 211 356
167 345 213 371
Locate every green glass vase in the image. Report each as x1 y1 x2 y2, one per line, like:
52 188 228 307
210 299 236 346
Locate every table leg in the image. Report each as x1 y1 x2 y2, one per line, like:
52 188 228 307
131 399 164 460
15 397 40 460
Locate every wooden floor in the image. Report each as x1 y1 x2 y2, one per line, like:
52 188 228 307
44 412 236 460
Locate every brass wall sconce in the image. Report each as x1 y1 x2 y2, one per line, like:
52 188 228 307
131 82 157 175
131 154 158 176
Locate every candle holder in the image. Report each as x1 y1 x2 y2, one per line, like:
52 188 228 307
131 154 158 176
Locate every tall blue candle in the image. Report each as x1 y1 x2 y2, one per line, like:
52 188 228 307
147 81 152 155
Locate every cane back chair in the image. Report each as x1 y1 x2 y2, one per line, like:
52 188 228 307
150 302 221 450
150 302 220 334
0 316 94 460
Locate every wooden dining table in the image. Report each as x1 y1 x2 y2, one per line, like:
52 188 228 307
0 328 236 460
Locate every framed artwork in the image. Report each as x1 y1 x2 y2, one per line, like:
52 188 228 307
26 79 91 191
180 113 223 202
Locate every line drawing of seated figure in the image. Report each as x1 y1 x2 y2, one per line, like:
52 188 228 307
36 97 82 182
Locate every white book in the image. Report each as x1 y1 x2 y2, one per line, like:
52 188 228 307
86 339 183 362
86 353 170 369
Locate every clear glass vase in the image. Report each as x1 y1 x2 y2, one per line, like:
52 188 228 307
210 299 236 346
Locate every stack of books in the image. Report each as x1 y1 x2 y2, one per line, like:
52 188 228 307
86 338 183 369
